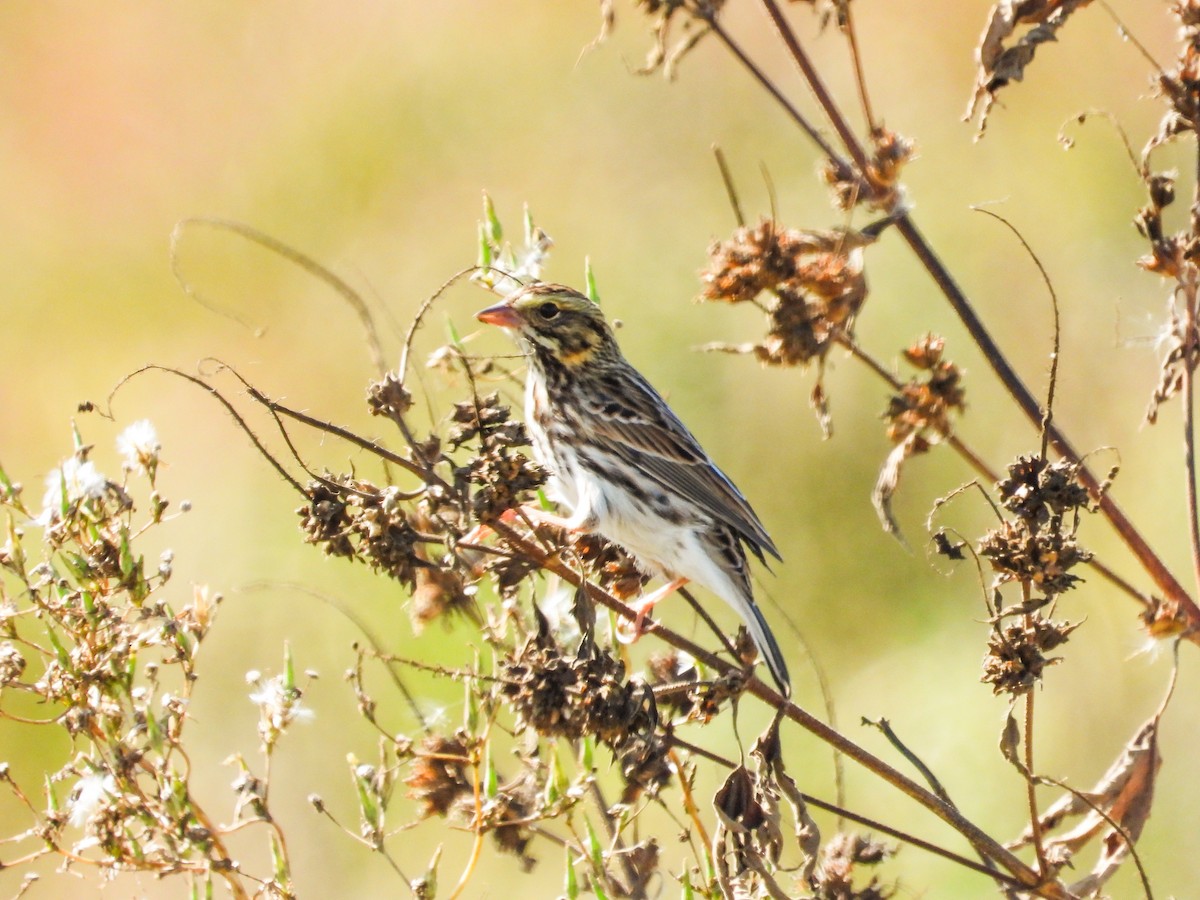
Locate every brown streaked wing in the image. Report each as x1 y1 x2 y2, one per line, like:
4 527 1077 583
578 367 781 561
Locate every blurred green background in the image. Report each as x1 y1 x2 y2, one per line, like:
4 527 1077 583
0 1 1194 897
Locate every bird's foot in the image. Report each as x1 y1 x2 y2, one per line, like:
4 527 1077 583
616 576 689 644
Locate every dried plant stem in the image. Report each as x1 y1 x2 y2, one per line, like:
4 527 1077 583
492 525 1056 893
838 334 1152 610
667 734 1022 892
694 7 846 171
1183 141 1200 595
666 747 713 851
1023 684 1048 877
840 3 877 134
706 0 1197 627
894 214 1197 623
797 792 1022 887
588 779 647 899
1184 289 1200 597
755 0 874 179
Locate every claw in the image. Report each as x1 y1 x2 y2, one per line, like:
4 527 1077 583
616 576 689 644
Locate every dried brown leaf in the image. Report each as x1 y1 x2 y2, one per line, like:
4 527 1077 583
1008 713 1161 895
966 0 1096 136
872 433 921 542
999 708 1029 777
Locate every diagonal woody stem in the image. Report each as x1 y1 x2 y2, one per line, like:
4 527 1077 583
703 0 1199 630
492 523 1060 895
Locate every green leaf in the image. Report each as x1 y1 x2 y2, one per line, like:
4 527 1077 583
446 315 465 351
270 831 290 884
585 257 600 305
581 734 594 772
483 192 503 245
485 746 499 799
565 844 579 900
477 221 494 272
44 774 60 813
283 641 296 691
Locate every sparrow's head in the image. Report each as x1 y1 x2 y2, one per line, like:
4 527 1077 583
476 283 616 367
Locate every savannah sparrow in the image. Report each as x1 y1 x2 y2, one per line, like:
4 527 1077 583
476 282 791 696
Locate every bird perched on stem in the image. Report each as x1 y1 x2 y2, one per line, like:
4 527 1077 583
476 282 790 697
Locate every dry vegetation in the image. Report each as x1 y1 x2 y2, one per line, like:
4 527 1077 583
2 1 1198 897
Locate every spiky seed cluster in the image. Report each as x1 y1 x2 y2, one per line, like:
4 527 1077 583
820 126 915 213
501 630 671 799
997 454 1090 523
886 334 965 444
441 392 546 525
464 447 545 525
297 478 423 588
404 734 473 818
402 734 537 871
976 455 1092 694
700 219 869 366
978 456 1092 596
447 392 528 449
571 532 650 600
978 520 1090 596
812 832 897 900
981 618 1080 696
366 371 413 423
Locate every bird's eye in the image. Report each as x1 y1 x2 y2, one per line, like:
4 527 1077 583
537 302 560 320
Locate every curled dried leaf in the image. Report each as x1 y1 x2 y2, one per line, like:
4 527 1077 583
966 0 1095 136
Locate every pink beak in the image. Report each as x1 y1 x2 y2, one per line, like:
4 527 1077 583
475 302 521 328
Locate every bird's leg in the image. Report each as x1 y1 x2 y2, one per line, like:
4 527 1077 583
460 505 578 545
616 576 690 644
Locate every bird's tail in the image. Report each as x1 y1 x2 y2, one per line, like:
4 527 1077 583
740 597 791 698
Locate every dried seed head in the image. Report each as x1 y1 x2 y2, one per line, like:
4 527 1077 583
1140 596 1190 639
977 518 1091 595
813 832 897 899
886 335 965 444
409 566 474 632
366 371 413 422
996 456 1089 523
297 479 424 588
405 734 473 819
820 126 915 213
571 533 649 600
700 220 872 367
981 618 1080 696
0 642 26 684
465 448 546 525
447 392 528 449
478 779 536 870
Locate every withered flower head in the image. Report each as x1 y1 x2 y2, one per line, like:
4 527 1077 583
997 456 1089 523
366 371 413 423
820 126 915 213
464 447 545 525
571 533 650 600
977 518 1091 596
404 734 473 819
296 478 424 588
700 219 871 367
886 334 965 445
813 832 897 899
409 566 475 633
981 618 1079 696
